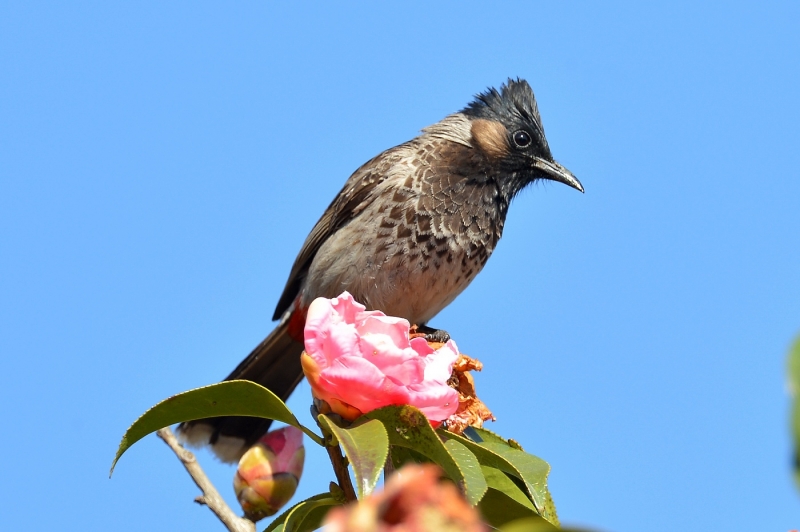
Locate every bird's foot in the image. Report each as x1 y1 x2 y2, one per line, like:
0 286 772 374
410 324 451 344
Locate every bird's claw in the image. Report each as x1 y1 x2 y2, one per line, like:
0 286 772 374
412 324 451 344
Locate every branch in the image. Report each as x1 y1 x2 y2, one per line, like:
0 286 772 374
156 427 255 532
326 443 357 502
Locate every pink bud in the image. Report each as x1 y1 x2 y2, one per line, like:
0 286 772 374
233 426 305 521
301 292 460 424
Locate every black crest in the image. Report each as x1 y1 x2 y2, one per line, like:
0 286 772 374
461 78 546 139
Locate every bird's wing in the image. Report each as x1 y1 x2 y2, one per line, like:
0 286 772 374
272 145 408 319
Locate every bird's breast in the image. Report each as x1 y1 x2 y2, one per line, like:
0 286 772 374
302 163 506 325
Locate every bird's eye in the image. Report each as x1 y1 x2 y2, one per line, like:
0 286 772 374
512 130 532 148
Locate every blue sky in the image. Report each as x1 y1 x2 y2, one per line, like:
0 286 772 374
2 2 799 530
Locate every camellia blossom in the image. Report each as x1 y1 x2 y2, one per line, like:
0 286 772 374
233 426 305 521
323 464 488 532
300 292 460 424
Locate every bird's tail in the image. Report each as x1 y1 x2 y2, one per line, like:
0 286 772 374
177 317 305 463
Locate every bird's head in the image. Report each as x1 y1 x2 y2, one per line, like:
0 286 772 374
461 78 583 197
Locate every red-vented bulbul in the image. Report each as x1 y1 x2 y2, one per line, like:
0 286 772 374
179 79 583 462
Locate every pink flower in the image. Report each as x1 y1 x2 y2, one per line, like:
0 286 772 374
300 292 459 424
323 464 488 532
233 427 305 521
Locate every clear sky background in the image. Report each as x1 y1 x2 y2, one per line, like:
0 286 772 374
2 2 799 531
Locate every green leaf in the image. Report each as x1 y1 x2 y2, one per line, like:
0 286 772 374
498 518 596 532
292 501 339 532
389 445 431 469
481 466 536 512
363 405 485 505
542 487 560 527
464 426 510 446
496 517 560 532
444 439 487 503
478 487 540 528
282 497 339 532
482 443 551 517
479 465 542 528
318 416 389 499
263 493 338 532
789 335 800 490
442 429 551 516
110 380 322 475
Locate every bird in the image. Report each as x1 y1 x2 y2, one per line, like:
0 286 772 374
178 78 583 462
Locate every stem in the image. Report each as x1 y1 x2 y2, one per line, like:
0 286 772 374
326 443 357 502
156 427 255 532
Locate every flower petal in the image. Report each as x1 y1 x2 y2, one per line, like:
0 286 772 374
319 356 412 413
406 383 460 421
357 314 413 350
301 292 463 424
423 340 460 384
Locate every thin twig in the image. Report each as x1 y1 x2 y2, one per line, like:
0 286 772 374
326 443 357 502
156 427 255 532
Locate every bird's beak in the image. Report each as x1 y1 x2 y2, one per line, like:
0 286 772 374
533 157 584 193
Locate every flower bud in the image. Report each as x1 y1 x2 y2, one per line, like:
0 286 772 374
233 426 305 521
